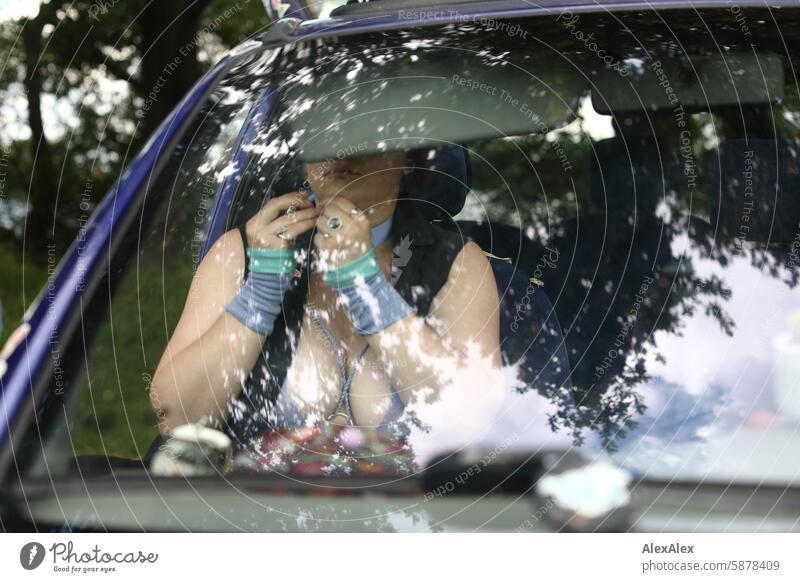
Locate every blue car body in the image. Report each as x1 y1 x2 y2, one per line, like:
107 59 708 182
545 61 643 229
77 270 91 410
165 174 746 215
1 0 798 498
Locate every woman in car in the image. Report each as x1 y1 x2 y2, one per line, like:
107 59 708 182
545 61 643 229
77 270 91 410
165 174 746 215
149 149 504 451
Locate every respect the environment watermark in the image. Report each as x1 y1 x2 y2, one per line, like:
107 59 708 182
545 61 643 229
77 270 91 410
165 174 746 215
450 73 574 173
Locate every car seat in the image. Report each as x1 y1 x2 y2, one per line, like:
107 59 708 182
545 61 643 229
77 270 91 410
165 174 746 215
710 138 800 245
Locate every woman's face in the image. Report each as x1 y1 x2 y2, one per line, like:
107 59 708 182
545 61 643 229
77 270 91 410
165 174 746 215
304 151 407 209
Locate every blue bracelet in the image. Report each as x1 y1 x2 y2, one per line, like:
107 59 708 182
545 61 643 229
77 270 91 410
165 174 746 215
224 247 296 336
248 247 297 275
323 248 381 290
337 271 413 335
224 272 292 336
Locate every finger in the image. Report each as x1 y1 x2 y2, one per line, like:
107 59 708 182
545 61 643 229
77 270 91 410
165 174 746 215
281 217 318 239
269 207 320 232
325 197 366 224
319 202 342 218
325 197 358 214
253 218 317 248
260 191 312 222
316 210 347 235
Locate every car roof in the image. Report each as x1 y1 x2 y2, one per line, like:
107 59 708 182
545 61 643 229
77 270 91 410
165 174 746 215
261 0 797 44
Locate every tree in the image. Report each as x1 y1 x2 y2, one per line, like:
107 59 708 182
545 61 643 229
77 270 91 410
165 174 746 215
0 0 268 264
0 0 267 348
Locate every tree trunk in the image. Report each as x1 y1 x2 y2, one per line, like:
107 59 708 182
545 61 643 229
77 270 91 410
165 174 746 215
137 0 211 142
22 19 57 266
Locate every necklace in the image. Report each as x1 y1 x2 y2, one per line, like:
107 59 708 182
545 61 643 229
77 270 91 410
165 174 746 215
310 214 394 425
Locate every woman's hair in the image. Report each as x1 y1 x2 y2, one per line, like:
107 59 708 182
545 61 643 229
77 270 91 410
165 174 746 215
398 145 472 221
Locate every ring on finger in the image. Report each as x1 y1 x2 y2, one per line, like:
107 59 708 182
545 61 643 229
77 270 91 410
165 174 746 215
285 206 297 216
349 207 360 217
327 216 343 231
277 230 293 241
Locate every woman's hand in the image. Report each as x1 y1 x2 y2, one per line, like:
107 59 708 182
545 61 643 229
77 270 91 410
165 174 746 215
314 197 372 269
246 191 320 248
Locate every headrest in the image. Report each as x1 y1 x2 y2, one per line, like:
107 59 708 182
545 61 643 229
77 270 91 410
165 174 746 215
711 139 800 243
399 144 471 222
589 137 685 213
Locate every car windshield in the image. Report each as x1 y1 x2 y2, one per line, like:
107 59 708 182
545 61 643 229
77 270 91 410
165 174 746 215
23 7 800 492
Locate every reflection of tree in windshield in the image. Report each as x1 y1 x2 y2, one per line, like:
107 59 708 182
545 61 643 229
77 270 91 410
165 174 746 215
468 125 735 451
230 15 800 458
467 88 800 450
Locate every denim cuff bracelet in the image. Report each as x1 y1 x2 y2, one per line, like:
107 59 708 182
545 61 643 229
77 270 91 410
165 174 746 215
323 248 381 290
224 247 296 336
326 249 413 335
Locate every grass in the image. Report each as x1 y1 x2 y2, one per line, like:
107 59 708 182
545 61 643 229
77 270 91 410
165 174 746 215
0 242 48 349
68 247 195 459
0 239 185 461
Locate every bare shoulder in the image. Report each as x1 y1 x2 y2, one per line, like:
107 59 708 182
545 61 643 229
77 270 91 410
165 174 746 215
429 240 499 340
438 240 497 299
161 228 247 355
448 240 494 280
196 227 247 287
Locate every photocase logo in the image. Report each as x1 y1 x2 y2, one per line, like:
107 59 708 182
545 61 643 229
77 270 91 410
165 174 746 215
391 235 413 284
19 542 46 570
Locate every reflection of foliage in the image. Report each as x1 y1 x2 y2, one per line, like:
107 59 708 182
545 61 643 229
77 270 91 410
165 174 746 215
469 130 592 226
0 1 267 263
467 132 747 452
43 6 800 463
624 380 731 444
0 0 268 383
458 36 800 449
68 78 253 459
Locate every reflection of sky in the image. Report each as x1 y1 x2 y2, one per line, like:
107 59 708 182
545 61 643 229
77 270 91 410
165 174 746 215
0 0 38 21
647 236 799 399
612 237 800 484
445 234 800 485
407 364 604 469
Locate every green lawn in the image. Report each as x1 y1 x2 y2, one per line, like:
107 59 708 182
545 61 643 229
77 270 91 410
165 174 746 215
68 252 195 459
0 243 47 348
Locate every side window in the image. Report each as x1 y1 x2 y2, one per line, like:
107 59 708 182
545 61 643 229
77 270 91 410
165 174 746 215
29 58 269 474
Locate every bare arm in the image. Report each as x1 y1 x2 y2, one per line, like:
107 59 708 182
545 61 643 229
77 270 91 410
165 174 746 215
149 229 265 434
150 192 318 434
367 240 504 403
